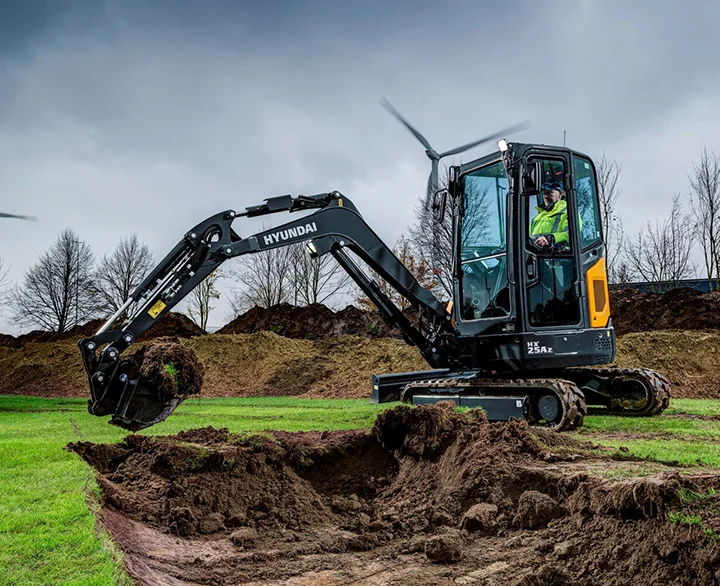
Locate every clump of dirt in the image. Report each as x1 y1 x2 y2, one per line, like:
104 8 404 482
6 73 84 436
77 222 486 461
71 404 720 585
129 341 204 400
611 288 720 335
373 402 488 459
218 303 407 339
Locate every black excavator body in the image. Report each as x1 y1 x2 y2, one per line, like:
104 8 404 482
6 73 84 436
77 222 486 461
78 138 669 431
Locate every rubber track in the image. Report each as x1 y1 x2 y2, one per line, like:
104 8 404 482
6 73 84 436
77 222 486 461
570 367 671 416
401 376 587 432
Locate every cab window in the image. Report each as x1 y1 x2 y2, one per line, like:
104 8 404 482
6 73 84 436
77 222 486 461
459 161 510 320
574 156 602 248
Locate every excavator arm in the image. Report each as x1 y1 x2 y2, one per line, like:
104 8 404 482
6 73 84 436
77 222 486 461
79 191 455 430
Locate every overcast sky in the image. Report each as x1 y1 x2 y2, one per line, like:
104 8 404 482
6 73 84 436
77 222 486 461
1 0 720 333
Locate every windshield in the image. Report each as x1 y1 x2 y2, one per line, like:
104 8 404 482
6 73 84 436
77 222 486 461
461 162 508 260
459 161 510 320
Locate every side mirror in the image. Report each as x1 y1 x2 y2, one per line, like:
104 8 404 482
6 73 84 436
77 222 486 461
521 161 541 196
432 189 449 223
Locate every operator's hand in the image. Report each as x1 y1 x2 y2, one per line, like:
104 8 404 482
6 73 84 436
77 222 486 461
534 235 550 247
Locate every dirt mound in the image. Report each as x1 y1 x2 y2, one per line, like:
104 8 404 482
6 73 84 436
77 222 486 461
4 328 720 399
0 332 428 398
0 312 204 349
615 330 720 398
71 405 720 585
139 312 205 340
611 288 720 335
0 319 106 348
186 332 427 398
218 303 401 338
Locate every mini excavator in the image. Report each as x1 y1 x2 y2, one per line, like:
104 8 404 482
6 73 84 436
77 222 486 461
78 105 670 432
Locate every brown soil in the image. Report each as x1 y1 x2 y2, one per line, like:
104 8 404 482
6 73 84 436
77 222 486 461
611 288 720 336
70 404 720 586
614 330 720 399
130 341 205 401
218 303 402 339
3 329 720 399
0 312 204 349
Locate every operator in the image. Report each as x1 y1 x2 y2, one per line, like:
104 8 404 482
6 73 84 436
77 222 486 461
530 181 571 249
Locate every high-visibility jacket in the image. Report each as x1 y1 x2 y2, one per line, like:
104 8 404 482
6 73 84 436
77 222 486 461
529 200 571 245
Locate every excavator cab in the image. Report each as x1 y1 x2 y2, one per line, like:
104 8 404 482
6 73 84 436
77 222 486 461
449 143 613 371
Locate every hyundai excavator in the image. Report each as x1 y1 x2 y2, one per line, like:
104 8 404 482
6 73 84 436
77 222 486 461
78 107 670 432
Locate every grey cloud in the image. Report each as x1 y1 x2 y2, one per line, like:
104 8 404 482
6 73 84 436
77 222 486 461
1 0 720 332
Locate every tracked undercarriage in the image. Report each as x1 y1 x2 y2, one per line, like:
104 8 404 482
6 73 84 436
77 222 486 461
373 367 670 432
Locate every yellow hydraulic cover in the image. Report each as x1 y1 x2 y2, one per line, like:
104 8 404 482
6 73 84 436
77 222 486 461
586 257 610 328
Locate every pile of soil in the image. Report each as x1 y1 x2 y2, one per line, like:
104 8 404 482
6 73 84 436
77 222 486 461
611 288 720 336
188 333 427 399
3 329 720 399
139 312 205 340
0 332 428 398
0 319 106 348
71 404 720 586
0 312 205 349
615 330 720 399
218 303 407 339
130 341 204 401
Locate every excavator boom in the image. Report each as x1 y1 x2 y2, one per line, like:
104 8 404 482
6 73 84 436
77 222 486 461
79 191 456 430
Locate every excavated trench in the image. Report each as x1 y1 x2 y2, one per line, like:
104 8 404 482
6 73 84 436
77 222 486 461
70 404 720 586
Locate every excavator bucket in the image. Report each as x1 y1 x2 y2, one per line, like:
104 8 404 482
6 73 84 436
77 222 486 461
80 340 204 431
108 381 184 431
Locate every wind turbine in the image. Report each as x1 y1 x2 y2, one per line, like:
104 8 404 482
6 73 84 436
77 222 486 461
380 98 529 200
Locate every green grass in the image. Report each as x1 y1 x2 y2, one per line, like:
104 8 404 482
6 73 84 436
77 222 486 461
1 394 720 584
577 398 720 467
0 395 394 585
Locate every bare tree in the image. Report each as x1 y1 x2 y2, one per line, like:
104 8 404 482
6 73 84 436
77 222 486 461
407 178 454 299
227 243 294 314
9 229 96 332
0 257 9 302
92 234 155 318
689 147 720 289
288 243 351 307
186 269 222 331
624 195 695 291
595 153 625 282
407 174 492 300
353 232 436 311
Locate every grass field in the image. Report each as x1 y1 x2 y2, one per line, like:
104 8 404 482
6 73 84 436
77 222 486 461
1 395 719 585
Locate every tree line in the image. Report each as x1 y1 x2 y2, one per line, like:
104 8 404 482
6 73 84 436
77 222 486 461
600 147 720 291
0 231 364 333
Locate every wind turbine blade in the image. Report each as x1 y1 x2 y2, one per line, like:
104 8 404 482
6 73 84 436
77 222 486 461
0 212 36 221
439 121 530 158
380 97 434 153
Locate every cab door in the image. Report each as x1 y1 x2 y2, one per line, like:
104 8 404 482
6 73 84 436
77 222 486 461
520 154 582 331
